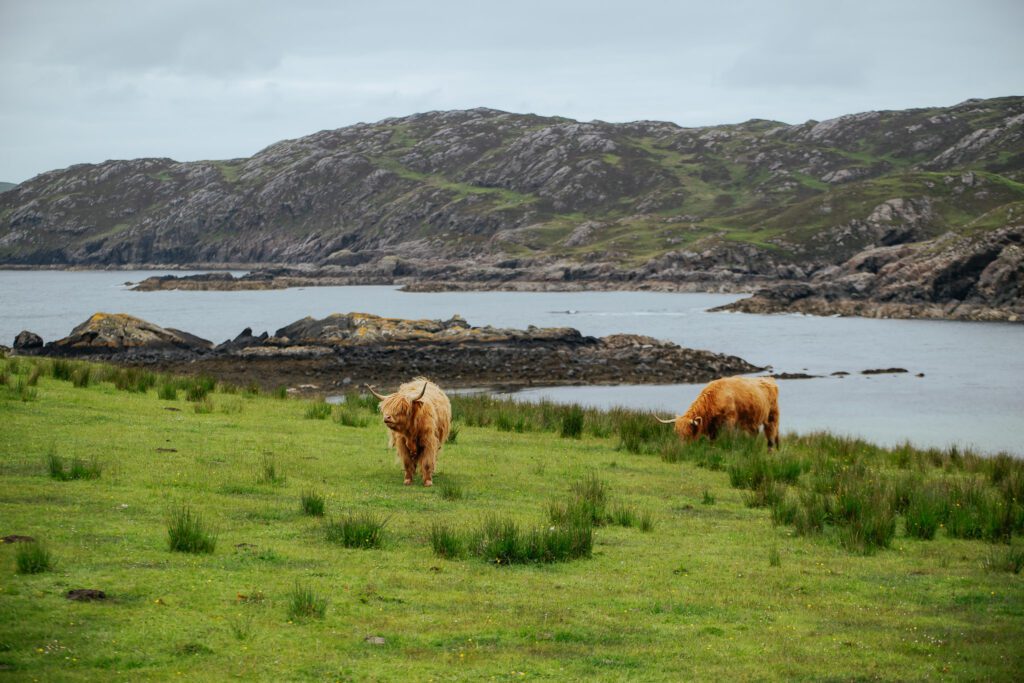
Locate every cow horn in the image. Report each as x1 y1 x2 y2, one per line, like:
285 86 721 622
365 384 387 400
413 381 428 402
654 415 678 424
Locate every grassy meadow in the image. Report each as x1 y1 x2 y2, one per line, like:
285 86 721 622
1 356 1022 681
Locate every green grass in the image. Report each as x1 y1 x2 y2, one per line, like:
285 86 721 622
15 541 54 574
287 582 328 620
324 512 388 549
166 505 217 554
304 400 332 420
1 357 1023 679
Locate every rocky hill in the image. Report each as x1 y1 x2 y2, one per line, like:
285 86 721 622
2 97 1023 317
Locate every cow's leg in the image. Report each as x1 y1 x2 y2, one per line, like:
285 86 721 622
420 441 436 487
401 456 416 485
765 409 780 450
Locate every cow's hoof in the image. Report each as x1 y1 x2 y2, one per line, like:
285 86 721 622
403 479 412 486
424 480 433 487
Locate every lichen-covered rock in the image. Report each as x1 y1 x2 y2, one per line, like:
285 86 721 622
48 313 213 353
271 312 588 346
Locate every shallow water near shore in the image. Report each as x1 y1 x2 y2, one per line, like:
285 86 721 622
2 269 1022 456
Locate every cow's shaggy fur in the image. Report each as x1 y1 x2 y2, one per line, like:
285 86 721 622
368 377 452 486
660 376 780 449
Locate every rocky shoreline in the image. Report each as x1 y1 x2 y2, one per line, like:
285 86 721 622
714 225 1024 323
12 312 764 393
124 222 1024 323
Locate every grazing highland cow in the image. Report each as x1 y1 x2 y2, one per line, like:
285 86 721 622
366 378 452 486
657 376 780 449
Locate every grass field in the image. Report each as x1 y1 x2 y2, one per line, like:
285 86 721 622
1 357 1022 681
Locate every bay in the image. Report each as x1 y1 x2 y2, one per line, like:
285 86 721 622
1 269 1021 456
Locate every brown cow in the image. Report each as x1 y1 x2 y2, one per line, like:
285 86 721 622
656 376 780 449
366 377 452 486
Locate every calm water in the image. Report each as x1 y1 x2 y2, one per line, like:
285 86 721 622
1 269 1022 456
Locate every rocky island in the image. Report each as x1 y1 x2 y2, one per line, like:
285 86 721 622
13 312 763 392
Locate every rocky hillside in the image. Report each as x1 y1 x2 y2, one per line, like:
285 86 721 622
1 97 1023 316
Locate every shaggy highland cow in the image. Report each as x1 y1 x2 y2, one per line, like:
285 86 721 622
366 378 452 486
657 376 780 449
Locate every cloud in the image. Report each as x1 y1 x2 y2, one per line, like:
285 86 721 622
0 1 1022 181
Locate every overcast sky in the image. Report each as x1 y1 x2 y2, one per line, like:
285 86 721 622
1 0 1022 182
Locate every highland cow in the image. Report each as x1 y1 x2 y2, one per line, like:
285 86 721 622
366 378 452 486
657 376 780 449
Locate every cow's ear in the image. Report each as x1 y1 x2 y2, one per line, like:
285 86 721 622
692 416 703 427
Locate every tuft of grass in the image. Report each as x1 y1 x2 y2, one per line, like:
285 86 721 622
46 449 64 479
219 397 243 414
257 455 285 485
16 541 54 574
638 509 655 533
447 422 461 444
617 414 675 454
185 383 209 402
245 381 261 396
982 544 1024 574
15 378 38 401
324 512 388 549
437 476 464 501
550 474 609 527
158 383 178 400
167 505 217 554
46 450 101 481
560 406 584 439
304 401 332 420
51 359 74 381
193 398 214 414
227 613 254 641
335 405 371 428
287 582 328 620
905 482 944 540
742 480 787 509
609 503 638 528
300 490 325 517
273 385 288 400
111 368 157 393
26 364 42 386
702 489 716 505
67 457 102 480
769 546 781 567
429 522 464 559
467 515 593 565
835 477 897 555
71 366 91 388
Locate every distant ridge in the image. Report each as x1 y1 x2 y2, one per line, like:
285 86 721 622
0 97 1022 320
0 182 17 193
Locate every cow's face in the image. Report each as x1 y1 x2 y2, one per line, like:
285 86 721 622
676 415 704 441
380 396 415 432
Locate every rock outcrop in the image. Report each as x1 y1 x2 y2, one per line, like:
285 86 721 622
46 313 213 353
17 312 763 390
716 226 1024 322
